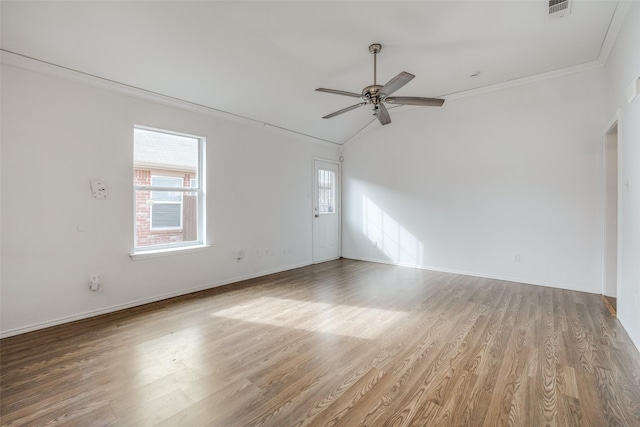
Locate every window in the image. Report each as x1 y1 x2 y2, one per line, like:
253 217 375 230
133 127 205 252
150 176 183 229
318 169 336 214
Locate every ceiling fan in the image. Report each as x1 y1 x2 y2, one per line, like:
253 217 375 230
316 43 445 126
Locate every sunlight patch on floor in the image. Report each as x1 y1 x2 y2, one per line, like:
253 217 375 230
211 296 407 340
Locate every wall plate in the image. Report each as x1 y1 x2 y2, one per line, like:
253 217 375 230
90 180 108 199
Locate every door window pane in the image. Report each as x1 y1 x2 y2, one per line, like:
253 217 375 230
318 169 335 214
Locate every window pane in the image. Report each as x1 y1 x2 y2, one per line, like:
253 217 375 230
151 176 182 201
182 194 198 240
152 176 182 187
134 128 198 174
152 203 181 228
318 169 335 214
152 190 181 202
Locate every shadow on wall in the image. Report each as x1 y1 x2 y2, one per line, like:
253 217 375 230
361 195 425 266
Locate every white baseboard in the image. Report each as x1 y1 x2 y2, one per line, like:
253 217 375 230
342 255 600 295
1 257 601 339
0 261 311 339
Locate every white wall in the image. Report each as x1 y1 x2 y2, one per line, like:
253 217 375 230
0 62 339 337
342 67 605 293
603 1 640 350
603 129 618 298
2 6 637 348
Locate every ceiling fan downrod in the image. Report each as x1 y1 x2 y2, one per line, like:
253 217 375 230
365 43 383 107
369 43 381 86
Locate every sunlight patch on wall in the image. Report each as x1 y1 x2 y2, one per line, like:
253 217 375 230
363 195 424 265
211 297 407 340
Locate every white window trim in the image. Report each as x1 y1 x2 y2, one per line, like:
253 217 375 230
130 244 211 260
133 125 207 255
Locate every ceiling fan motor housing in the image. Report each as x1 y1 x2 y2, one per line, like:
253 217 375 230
368 43 382 54
362 85 383 104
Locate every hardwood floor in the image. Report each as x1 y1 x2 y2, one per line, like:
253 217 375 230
2 259 640 426
602 295 618 316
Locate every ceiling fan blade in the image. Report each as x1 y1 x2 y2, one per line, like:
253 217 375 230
378 72 415 98
316 88 362 98
322 102 367 119
376 103 391 125
385 96 445 107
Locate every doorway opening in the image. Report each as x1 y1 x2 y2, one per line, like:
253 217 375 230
603 121 618 315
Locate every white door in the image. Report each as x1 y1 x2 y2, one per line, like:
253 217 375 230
313 159 340 263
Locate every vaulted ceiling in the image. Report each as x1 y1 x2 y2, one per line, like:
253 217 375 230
1 1 622 144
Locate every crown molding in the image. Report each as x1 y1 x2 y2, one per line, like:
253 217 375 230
341 60 604 145
442 60 603 102
0 46 609 148
598 0 633 65
0 50 341 147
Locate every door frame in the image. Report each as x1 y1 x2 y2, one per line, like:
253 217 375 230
312 157 342 263
602 111 621 299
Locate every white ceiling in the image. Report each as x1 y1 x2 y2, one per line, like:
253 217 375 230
1 1 621 144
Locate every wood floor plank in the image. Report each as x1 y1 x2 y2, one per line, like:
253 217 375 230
2 259 640 426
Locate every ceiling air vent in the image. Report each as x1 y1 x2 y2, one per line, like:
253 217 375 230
548 0 571 18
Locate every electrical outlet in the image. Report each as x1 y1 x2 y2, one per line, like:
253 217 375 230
372 241 378 248
513 253 521 263
89 274 100 291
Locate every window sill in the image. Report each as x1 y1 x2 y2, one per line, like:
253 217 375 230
129 244 210 261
